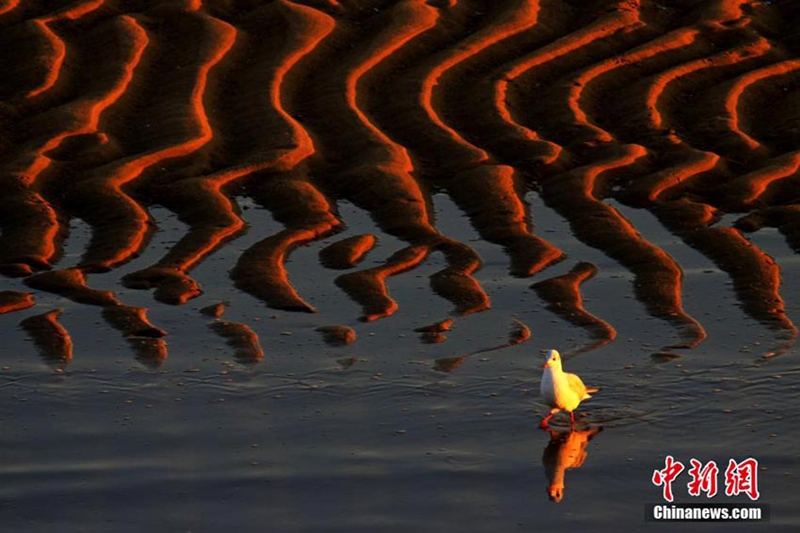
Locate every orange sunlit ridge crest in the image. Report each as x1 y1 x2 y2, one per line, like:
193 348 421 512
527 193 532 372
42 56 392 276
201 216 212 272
2 0 799 365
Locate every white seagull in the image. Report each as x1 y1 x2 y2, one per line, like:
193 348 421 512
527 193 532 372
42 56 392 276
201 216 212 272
539 349 598 428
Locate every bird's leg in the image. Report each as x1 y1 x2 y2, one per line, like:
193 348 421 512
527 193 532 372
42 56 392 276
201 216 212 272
569 411 576 428
539 409 558 429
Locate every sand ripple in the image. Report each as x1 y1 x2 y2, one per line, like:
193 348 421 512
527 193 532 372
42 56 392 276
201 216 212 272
2 0 799 364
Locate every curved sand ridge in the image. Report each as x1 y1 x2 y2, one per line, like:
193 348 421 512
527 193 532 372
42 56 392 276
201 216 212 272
1 0 800 366
553 3 797 353
532 262 616 356
20 309 73 367
0 1 19 17
127 1 337 306
0 14 148 275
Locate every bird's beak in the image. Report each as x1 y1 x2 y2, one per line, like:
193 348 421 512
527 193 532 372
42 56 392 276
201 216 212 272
541 362 548 370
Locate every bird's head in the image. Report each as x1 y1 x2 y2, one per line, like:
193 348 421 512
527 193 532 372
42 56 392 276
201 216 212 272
542 349 562 370
547 484 564 502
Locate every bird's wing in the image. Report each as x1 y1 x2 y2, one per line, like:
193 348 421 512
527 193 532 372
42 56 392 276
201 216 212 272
570 450 589 469
566 372 593 399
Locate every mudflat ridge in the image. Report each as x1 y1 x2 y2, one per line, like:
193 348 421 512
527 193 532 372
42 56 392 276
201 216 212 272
2 0 800 365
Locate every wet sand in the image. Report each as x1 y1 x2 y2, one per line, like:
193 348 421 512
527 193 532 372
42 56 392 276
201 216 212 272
2 1 800 531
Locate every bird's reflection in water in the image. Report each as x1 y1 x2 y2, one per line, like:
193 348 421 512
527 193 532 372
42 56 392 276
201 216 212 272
542 426 603 502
